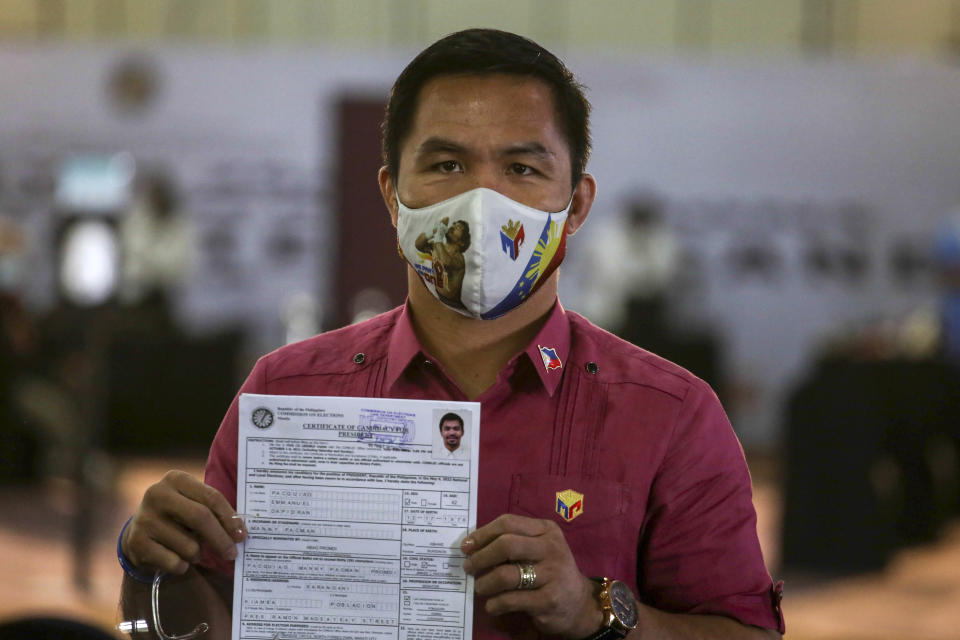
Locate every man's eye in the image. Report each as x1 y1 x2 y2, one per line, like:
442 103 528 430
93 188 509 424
509 163 535 176
435 160 462 173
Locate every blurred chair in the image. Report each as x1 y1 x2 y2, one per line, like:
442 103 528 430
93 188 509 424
782 354 960 575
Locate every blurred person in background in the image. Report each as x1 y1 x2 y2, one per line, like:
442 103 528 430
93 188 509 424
1 210 101 499
0 216 42 481
933 210 960 361
118 170 192 332
118 29 782 639
580 195 678 335
843 207 960 362
0 215 97 485
580 196 722 394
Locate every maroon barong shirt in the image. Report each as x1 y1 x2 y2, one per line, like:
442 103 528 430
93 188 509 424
202 302 785 636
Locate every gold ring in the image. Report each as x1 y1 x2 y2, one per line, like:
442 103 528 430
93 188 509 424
516 563 536 590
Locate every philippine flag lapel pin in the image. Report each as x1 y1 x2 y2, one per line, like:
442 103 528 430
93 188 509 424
538 345 562 372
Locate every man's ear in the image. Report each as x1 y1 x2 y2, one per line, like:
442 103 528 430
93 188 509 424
565 173 597 236
378 166 399 228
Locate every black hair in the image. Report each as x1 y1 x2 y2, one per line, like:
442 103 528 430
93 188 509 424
382 28 591 188
438 412 464 432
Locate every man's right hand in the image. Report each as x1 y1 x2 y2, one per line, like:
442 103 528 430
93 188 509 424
121 470 245 575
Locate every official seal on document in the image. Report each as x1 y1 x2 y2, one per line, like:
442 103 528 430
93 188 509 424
251 407 274 429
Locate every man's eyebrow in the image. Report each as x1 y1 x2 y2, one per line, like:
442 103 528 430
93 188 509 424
415 138 557 160
500 142 556 160
416 137 466 155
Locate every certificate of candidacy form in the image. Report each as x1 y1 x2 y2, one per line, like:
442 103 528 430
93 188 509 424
233 394 480 640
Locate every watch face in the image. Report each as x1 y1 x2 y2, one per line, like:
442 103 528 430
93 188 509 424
609 581 639 629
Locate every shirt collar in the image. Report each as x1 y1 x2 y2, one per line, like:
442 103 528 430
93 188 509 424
385 299 571 397
385 301 424 390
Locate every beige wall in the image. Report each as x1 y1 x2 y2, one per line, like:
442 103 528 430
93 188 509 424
0 0 958 56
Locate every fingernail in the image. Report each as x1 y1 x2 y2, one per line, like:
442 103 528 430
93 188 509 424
461 537 474 552
225 546 237 560
235 527 245 539
462 559 473 574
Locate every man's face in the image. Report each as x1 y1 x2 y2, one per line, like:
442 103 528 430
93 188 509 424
440 419 464 451
393 73 574 214
446 220 468 248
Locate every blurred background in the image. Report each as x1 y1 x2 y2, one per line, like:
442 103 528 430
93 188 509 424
1 1 959 638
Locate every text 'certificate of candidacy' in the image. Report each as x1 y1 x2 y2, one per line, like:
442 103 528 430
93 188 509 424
233 394 480 640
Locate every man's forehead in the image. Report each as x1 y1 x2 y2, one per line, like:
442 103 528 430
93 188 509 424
416 72 554 102
405 73 564 149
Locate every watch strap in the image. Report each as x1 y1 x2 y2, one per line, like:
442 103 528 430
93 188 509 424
583 626 629 640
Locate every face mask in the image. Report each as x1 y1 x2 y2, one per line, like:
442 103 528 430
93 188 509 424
397 187 570 319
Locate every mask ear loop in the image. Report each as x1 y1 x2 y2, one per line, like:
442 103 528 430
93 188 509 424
393 187 405 215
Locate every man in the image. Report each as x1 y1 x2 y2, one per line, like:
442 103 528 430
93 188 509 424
415 217 471 309
438 411 467 458
120 29 784 639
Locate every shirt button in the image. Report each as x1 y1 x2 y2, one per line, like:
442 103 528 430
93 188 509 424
423 360 433 367
353 353 365 364
585 361 599 374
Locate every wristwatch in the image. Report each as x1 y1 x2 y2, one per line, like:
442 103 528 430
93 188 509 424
583 577 639 640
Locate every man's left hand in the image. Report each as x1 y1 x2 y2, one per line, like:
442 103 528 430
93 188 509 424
461 513 602 639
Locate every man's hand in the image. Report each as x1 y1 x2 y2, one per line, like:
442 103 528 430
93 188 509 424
121 470 245 575
461 513 602 639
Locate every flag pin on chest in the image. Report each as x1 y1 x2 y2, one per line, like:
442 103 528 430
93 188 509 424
538 345 562 371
